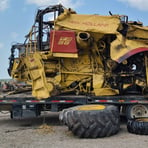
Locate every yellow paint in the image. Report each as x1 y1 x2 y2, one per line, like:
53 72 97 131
53 53 78 58
77 105 106 111
55 10 120 34
137 118 148 122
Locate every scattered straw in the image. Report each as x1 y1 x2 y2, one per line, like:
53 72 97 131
36 124 54 134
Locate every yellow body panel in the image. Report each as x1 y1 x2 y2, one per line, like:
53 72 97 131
111 34 148 62
55 12 120 34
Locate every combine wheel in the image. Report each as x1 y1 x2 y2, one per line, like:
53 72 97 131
59 106 81 127
59 108 70 125
62 104 120 138
127 118 148 135
126 104 148 119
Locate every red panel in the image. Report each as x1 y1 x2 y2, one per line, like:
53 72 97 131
50 30 78 53
116 47 148 63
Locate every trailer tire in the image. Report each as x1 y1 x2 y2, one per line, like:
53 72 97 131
64 104 120 138
127 118 148 135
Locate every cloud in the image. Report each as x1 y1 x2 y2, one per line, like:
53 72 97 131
0 0 9 11
26 0 82 8
0 43 4 49
118 0 148 11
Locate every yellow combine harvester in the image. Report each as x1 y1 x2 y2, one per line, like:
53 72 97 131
6 4 148 137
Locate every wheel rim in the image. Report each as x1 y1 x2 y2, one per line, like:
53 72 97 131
136 118 148 122
129 105 148 118
77 105 106 111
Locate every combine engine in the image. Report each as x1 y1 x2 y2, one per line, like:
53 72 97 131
8 4 148 137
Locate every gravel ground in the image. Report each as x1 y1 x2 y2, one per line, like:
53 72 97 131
0 112 147 148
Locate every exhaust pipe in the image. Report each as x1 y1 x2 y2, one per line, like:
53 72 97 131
76 32 92 49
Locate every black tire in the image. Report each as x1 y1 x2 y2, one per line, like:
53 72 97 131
127 118 148 135
59 108 70 125
64 104 120 138
59 106 81 127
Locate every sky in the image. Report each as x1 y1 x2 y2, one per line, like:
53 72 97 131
0 0 148 79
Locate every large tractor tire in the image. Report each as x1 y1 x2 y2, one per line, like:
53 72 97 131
59 108 70 125
60 104 120 138
127 118 148 135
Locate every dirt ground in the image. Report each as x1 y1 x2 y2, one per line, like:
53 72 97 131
0 112 147 148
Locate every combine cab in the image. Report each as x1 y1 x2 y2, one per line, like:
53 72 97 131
5 4 148 137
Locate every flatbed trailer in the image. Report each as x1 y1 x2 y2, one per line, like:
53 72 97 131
0 92 148 119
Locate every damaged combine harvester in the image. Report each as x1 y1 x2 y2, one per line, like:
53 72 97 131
3 4 148 137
